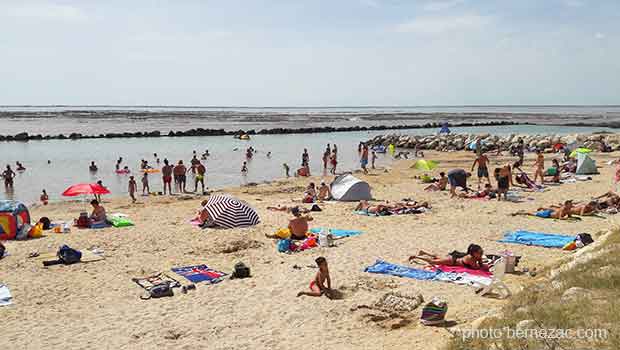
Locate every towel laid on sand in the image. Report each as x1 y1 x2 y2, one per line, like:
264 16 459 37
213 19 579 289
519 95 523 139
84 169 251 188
499 230 574 248
364 260 440 280
309 228 363 237
0 283 12 307
171 265 227 284
436 265 492 277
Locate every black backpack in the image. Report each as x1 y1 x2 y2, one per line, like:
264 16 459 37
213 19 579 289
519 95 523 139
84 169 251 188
577 233 594 246
231 262 251 279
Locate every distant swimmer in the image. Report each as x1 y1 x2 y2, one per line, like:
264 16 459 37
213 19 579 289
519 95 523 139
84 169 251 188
16 162 26 171
89 161 98 172
267 152 272 158
241 161 248 175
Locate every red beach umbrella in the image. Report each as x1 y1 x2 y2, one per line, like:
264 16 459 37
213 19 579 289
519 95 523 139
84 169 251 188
62 183 110 197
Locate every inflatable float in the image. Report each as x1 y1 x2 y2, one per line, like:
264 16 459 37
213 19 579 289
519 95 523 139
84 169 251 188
115 169 130 174
372 145 387 153
141 168 160 174
235 134 251 140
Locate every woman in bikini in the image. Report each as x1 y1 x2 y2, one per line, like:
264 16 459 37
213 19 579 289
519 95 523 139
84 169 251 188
408 244 489 270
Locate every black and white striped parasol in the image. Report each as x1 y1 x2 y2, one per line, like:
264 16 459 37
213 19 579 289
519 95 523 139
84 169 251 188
204 194 260 228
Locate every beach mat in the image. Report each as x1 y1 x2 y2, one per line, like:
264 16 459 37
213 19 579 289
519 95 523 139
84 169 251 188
34 250 105 263
499 230 574 248
309 228 363 238
0 283 12 307
364 260 440 280
171 265 227 284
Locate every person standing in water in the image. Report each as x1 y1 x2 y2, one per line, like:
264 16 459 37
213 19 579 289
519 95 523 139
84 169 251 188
161 159 173 195
301 149 309 167
2 165 15 188
283 163 290 178
195 161 206 193
89 161 98 172
371 150 377 169
330 150 338 175
173 160 187 193
141 172 150 196
40 190 49 205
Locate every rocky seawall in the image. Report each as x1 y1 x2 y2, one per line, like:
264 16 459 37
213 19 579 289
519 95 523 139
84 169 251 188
0 121 522 142
367 132 620 152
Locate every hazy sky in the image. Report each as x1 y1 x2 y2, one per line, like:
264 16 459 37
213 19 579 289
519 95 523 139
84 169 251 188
1 0 618 106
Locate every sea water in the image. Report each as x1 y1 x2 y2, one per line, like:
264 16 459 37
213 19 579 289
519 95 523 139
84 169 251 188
0 123 614 204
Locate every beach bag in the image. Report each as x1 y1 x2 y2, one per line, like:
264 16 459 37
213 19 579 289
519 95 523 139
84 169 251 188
311 204 322 212
231 262 251 279
28 223 43 238
420 297 448 325
58 245 82 265
146 283 174 299
76 213 90 228
576 233 594 246
277 239 292 253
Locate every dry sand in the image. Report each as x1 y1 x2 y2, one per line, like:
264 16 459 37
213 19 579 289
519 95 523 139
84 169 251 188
2 151 619 350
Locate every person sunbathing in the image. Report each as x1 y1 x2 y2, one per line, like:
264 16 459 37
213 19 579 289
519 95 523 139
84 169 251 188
459 184 494 199
594 191 620 207
267 205 310 213
512 200 574 219
355 200 391 215
424 172 448 191
571 200 599 216
409 244 489 270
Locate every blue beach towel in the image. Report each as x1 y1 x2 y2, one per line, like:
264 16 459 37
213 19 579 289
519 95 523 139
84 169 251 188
309 228 363 237
364 260 440 280
499 230 574 248
171 265 227 284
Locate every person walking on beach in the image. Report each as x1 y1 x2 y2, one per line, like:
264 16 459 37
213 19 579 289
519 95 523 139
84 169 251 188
173 160 187 193
360 144 369 174
162 159 173 195
128 176 137 203
322 148 330 170
2 165 15 188
533 149 545 184
471 152 490 189
194 161 206 193
141 172 150 196
516 138 525 166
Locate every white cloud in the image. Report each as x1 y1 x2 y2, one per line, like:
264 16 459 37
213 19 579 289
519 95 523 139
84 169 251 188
564 0 584 8
423 0 466 12
395 14 492 34
2 3 86 21
595 32 605 39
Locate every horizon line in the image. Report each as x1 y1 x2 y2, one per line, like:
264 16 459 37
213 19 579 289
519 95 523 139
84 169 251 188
1 104 620 109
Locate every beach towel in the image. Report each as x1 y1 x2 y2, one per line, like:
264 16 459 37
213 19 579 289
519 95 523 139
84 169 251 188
354 210 381 217
109 215 134 227
309 228 363 238
0 283 12 307
364 260 441 280
433 272 492 287
435 265 492 277
499 230 575 248
171 265 227 284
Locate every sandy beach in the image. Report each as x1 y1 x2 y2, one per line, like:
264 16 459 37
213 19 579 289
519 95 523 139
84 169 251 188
1 150 618 350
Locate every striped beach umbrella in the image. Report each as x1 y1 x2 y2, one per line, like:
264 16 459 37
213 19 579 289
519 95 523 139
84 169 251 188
204 194 260 228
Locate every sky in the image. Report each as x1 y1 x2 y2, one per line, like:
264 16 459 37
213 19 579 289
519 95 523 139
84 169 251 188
0 0 618 106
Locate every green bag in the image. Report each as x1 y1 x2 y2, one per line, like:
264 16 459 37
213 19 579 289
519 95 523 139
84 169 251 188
109 216 134 227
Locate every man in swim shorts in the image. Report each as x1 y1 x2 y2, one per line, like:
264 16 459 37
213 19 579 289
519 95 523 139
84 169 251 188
194 161 206 193
173 160 187 193
360 144 369 174
447 168 472 198
2 165 15 188
162 159 173 195
471 153 490 189
514 200 574 220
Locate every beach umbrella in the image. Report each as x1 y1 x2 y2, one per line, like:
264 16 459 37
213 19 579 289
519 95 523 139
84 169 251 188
411 160 438 171
62 183 110 197
203 194 260 228
569 147 592 158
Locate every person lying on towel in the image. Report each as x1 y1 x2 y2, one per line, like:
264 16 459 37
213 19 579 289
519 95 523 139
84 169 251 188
512 200 573 220
408 244 489 271
265 207 313 240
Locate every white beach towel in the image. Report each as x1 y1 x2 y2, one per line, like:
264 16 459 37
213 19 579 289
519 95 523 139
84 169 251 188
0 283 12 307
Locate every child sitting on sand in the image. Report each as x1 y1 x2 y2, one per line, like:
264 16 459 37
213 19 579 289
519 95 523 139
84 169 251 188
409 244 489 270
297 256 333 298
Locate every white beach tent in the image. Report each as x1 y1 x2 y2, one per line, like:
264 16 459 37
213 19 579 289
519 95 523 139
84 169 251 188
576 153 598 175
330 174 372 201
